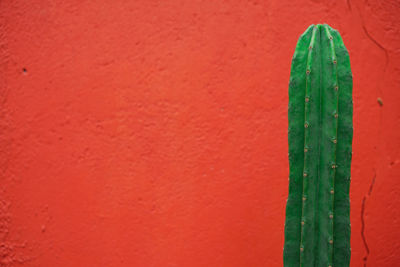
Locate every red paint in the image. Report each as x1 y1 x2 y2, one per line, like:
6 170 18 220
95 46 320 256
0 1 399 266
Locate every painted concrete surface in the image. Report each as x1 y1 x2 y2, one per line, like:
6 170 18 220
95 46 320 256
0 0 399 266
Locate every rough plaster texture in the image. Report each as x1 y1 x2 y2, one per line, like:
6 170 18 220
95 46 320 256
0 0 399 266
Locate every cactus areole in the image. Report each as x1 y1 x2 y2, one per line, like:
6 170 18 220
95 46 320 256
283 24 353 267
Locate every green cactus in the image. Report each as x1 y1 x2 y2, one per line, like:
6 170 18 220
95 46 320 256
283 24 353 267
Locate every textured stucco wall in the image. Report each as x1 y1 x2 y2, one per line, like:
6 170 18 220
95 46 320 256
0 0 399 266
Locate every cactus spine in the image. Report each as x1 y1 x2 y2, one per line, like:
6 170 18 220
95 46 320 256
284 24 353 267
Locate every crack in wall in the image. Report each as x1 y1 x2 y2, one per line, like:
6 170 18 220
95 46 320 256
350 0 389 97
360 173 376 267
347 0 352 11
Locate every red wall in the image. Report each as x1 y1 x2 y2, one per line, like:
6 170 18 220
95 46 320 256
1 1 400 266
